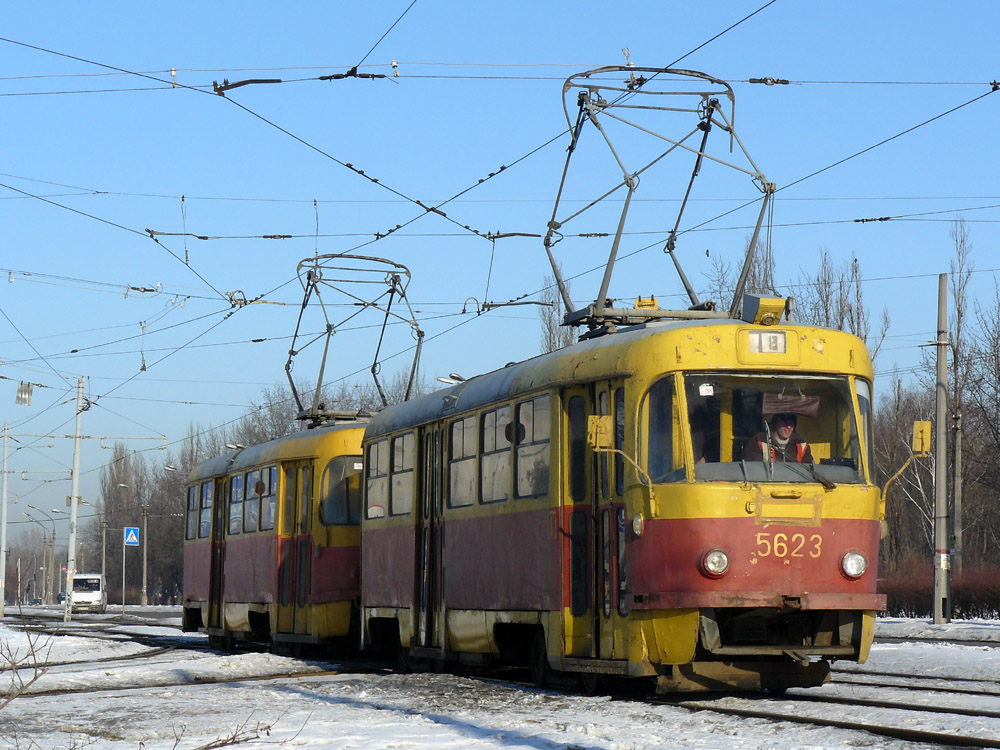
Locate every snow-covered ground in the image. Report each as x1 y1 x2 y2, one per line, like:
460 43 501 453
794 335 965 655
3 611 1000 749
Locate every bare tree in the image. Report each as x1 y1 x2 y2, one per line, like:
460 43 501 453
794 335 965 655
539 272 574 354
876 378 936 572
796 250 889 361
702 256 735 311
743 238 778 297
700 237 777 315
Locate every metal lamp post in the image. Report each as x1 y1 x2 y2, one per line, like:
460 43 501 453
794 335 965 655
141 503 149 606
28 505 58 603
23 513 53 604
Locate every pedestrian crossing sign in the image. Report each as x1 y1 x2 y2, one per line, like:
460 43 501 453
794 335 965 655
124 527 140 546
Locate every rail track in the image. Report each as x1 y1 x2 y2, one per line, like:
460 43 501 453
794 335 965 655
666 665 1000 748
672 695 1000 748
8 617 1000 748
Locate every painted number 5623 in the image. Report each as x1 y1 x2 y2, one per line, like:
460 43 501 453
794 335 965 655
755 532 821 558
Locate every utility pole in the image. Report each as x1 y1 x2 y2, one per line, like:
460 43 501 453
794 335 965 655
141 504 148 606
65 377 84 623
1 424 8 617
0 385 166 620
934 274 951 624
953 411 963 579
24 515 50 603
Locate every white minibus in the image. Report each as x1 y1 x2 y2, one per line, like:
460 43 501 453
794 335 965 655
70 573 107 614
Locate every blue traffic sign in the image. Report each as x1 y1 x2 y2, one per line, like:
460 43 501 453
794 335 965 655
124 527 140 546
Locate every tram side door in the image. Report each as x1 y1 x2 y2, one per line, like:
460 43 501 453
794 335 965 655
563 385 596 658
593 379 625 661
277 461 313 635
207 476 228 631
415 427 442 649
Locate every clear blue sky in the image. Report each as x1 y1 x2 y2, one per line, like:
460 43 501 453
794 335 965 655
3 1 999 539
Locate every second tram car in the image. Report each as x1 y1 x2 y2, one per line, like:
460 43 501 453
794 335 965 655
360 299 884 691
183 422 365 649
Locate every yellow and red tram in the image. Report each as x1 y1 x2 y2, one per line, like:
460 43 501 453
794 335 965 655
360 303 884 691
183 422 365 649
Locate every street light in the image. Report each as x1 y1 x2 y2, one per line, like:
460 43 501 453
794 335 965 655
22 513 51 604
27 505 57 604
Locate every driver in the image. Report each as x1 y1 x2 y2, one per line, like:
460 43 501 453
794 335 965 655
742 412 813 463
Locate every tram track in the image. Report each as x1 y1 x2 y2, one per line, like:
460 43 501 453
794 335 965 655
11 665 348 700
832 673 1000 697
660 662 1000 748
876 635 1000 649
10 620 1000 747
1 644 177 672
672 696 1000 748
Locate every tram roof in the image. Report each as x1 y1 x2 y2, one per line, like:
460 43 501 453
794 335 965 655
186 420 365 483
366 317 746 439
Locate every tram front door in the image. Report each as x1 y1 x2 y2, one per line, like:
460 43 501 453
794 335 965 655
562 380 625 661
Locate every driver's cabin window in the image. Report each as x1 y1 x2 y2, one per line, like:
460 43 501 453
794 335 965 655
646 377 681 482
681 373 865 484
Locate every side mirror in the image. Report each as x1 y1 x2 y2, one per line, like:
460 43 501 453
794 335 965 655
912 420 931 455
587 415 613 450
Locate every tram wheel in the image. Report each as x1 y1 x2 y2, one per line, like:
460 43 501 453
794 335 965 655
529 629 549 688
579 671 601 695
393 630 410 674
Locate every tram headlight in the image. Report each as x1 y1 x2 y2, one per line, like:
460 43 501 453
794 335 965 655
840 551 868 580
700 549 730 578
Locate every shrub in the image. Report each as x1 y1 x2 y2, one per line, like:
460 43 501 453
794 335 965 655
879 564 1000 619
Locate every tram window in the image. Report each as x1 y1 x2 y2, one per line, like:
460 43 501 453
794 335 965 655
449 416 476 508
515 394 551 498
856 379 874 478
366 440 389 519
614 387 626 497
598 391 610 498
228 473 244 535
679 372 865 484
283 467 295 532
320 455 363 525
568 396 587 502
243 469 260 533
423 432 438 519
199 482 213 539
480 406 511 503
391 433 415 516
186 486 198 540
299 465 311 532
645 378 681 483
260 466 277 531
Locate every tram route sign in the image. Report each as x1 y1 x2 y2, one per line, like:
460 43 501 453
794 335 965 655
124 527 140 547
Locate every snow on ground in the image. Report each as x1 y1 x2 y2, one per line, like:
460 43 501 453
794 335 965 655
2 611 1000 749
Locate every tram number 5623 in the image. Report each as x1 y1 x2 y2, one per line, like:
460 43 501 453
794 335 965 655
755 532 822 558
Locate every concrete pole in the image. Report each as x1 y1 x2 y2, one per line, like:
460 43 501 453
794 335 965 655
40 535 49 603
141 505 148 606
1 423 8 617
933 273 951 624
65 376 84 623
49 529 56 603
953 411 963 579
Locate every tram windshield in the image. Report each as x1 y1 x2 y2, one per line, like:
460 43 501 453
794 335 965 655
645 372 870 484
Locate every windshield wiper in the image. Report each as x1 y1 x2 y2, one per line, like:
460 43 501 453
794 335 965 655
788 461 836 490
